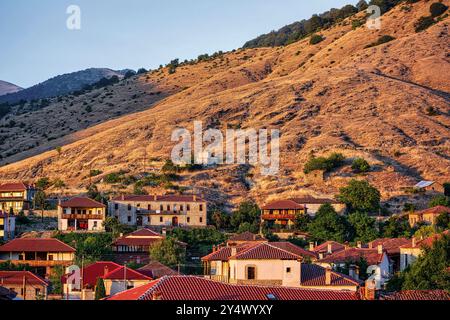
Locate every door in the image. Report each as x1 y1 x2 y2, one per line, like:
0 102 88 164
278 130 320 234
172 216 179 226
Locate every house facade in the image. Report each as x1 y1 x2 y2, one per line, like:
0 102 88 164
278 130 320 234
408 206 450 228
0 238 76 278
102 266 152 296
289 196 346 216
108 195 207 228
0 211 15 241
58 197 106 232
260 200 306 230
0 182 36 214
0 271 48 300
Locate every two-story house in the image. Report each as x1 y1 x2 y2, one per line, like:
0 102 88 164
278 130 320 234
0 238 76 278
0 271 48 300
108 194 207 228
408 206 450 228
0 182 36 214
58 197 106 232
260 200 306 230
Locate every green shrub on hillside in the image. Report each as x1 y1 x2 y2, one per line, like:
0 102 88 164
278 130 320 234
365 35 395 48
310 34 324 45
303 153 345 174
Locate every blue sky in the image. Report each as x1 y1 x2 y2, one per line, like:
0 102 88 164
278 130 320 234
0 0 356 88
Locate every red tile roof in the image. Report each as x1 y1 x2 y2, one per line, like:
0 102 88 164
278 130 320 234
232 243 301 260
300 264 361 287
138 261 179 279
412 206 450 217
368 238 412 255
102 266 152 281
380 290 450 300
0 238 76 253
270 242 318 259
112 195 206 202
261 200 305 210
201 244 255 262
106 276 360 300
62 261 121 288
312 241 346 254
317 248 385 266
60 197 105 208
0 182 30 192
228 232 265 242
0 271 48 286
127 228 162 237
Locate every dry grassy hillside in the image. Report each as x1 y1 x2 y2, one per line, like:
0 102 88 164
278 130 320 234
0 1 449 212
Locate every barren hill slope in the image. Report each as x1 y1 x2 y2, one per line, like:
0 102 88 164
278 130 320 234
0 1 449 211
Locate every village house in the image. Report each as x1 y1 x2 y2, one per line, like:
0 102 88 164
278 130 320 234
62 261 122 300
0 271 48 300
365 238 412 272
260 200 306 230
226 231 267 246
108 194 207 228
201 241 359 291
105 275 360 301
408 206 450 228
0 182 36 214
137 261 180 279
0 238 75 278
0 210 15 241
111 228 186 265
102 265 153 296
58 197 106 232
315 245 391 290
399 231 449 271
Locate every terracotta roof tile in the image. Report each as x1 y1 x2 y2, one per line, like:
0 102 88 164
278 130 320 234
368 238 412 255
261 200 305 210
300 264 361 287
62 261 121 288
0 182 30 192
0 238 76 253
112 195 206 202
60 197 105 208
106 276 360 300
228 232 265 242
232 243 301 260
270 242 318 259
312 241 346 254
413 206 450 217
138 261 179 279
0 271 48 286
290 197 340 205
102 266 152 281
317 248 384 266
380 290 450 300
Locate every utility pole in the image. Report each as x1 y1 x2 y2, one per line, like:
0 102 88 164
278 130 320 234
22 275 26 300
123 262 127 292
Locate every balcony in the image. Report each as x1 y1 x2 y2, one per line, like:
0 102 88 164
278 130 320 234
62 214 103 220
262 214 296 221
0 259 73 267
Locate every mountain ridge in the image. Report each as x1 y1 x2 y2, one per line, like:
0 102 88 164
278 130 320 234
0 80 23 97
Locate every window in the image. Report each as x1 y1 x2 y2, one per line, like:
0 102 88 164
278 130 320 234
97 210 102 215
93 221 98 228
199 217 203 223
128 204 132 211
89 210 92 215
187 204 190 211
35 288 41 296
48 255 54 261
246 266 256 280
167 205 170 211
160 205 163 211
180 205 184 211
127 216 132 222
148 204 151 210
286 267 291 273
137 203 141 208
187 217 190 223
114 204 119 210
199 204 203 211
160 217 163 223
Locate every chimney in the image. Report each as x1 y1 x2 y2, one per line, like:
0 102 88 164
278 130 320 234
121 194 125 201
377 244 383 254
162 228 167 236
212 245 216 252
364 279 377 300
193 195 197 201
327 243 332 254
368 242 373 249
319 252 324 260
231 246 237 257
152 291 162 300
325 267 332 285
309 242 315 251
104 266 109 276
153 195 157 201
412 237 416 248
357 241 362 249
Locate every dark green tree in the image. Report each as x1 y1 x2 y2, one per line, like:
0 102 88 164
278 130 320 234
307 204 349 242
348 211 378 243
351 158 371 173
230 201 260 232
294 213 312 232
428 195 450 208
150 238 185 268
337 179 381 213
95 278 106 300
380 216 412 238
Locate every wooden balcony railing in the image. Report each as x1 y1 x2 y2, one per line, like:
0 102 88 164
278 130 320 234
0 259 73 267
61 214 103 220
262 214 296 221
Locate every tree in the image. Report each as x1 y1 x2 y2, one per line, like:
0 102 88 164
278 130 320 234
430 2 448 17
380 216 413 238
150 238 185 268
210 210 230 230
95 278 106 300
103 217 123 238
351 158 371 173
55 146 62 157
356 0 369 11
294 213 312 232
401 234 450 290
444 183 450 197
307 204 349 242
34 190 47 222
50 265 64 295
309 34 324 45
53 178 66 195
428 195 450 208
303 153 345 174
36 177 51 190
414 16 435 33
436 212 450 230
337 179 381 213
348 211 378 243
230 201 260 232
